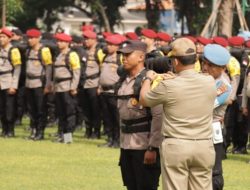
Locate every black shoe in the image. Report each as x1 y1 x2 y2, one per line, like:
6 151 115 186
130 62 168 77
98 141 113 148
112 141 120 148
6 132 15 138
33 134 44 141
233 147 248 154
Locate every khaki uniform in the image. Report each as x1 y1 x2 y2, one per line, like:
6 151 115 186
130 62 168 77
99 53 120 93
53 51 80 92
144 69 216 190
25 47 52 88
0 45 21 89
118 74 163 149
84 48 100 89
0 44 21 137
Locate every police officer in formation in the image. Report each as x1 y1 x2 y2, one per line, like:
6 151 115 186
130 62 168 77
0 28 22 137
25 28 52 140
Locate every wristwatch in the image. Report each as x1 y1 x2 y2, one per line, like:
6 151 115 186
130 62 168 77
147 146 158 152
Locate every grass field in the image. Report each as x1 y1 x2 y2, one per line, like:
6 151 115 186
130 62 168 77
1 120 250 190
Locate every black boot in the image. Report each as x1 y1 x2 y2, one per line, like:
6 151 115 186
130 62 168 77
26 128 36 140
34 130 44 141
7 124 15 138
84 127 92 139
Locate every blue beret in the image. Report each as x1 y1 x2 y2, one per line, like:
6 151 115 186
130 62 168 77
204 44 230 66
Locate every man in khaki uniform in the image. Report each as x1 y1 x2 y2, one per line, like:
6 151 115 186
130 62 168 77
25 28 53 140
98 34 122 147
53 33 80 143
81 30 102 139
0 28 22 137
117 40 162 190
140 38 216 190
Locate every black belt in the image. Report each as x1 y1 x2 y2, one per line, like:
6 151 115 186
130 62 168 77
54 77 72 83
86 73 100 80
102 85 115 91
27 75 43 80
121 124 150 134
116 94 135 100
164 136 212 141
122 116 152 126
0 70 12 75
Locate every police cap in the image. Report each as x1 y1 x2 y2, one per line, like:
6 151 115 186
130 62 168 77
204 44 230 66
118 40 147 53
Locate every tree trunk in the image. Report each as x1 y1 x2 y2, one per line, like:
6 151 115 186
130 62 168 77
145 0 160 30
95 1 111 32
217 0 235 37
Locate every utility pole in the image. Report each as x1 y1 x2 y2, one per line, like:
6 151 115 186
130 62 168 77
2 0 6 27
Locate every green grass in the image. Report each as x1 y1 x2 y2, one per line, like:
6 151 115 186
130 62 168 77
0 118 250 190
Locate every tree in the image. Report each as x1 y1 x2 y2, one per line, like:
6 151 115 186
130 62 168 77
0 0 24 27
174 0 212 35
8 0 126 32
145 0 161 30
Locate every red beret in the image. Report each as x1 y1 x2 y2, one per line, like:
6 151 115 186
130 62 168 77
141 29 157 39
0 28 13 38
54 33 72 42
102 32 113 39
83 30 97 39
157 32 171 42
228 36 245 46
81 25 94 32
184 36 197 43
26 29 41 38
212 36 228 47
196 36 212 45
106 34 123 45
245 40 250 48
125 32 138 40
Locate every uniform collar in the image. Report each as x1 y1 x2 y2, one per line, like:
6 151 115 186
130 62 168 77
178 69 197 76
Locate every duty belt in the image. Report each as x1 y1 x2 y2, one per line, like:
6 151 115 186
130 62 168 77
121 124 150 134
164 136 212 141
0 70 12 75
121 116 152 134
117 94 135 100
102 85 115 91
27 74 44 80
54 77 72 83
86 72 100 80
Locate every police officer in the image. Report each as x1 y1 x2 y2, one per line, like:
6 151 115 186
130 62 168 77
71 35 88 130
98 34 122 147
25 28 53 140
140 38 216 190
81 30 102 139
203 44 232 190
11 28 28 126
53 33 80 143
117 40 162 190
0 28 22 137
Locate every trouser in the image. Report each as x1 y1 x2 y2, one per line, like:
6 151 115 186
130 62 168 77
46 93 57 124
213 143 224 190
55 91 76 134
160 138 215 190
81 87 101 137
100 93 120 142
16 86 26 123
75 88 85 129
0 89 17 135
224 99 248 150
119 148 161 190
26 87 47 136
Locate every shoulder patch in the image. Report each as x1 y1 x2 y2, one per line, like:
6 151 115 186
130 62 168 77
41 47 52 65
69 51 80 70
11 48 21 66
